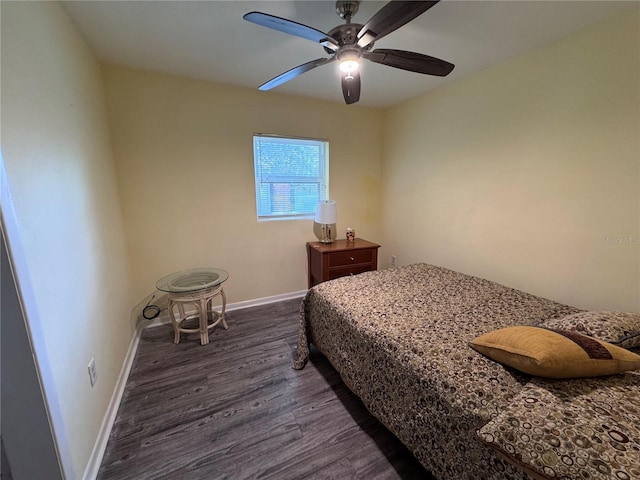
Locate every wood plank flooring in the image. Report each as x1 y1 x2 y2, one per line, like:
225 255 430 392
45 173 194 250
98 299 433 479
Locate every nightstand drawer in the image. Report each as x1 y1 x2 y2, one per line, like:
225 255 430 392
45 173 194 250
328 264 373 280
327 249 373 267
306 239 380 288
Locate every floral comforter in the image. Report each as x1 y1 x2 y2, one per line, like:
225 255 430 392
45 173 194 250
292 264 588 479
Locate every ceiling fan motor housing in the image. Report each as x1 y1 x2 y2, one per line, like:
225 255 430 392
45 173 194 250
325 24 365 53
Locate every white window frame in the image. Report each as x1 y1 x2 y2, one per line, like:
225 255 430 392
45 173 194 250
253 134 329 221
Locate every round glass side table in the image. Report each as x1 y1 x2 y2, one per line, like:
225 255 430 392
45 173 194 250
156 268 229 345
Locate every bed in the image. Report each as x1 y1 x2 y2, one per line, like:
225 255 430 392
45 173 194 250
293 263 640 480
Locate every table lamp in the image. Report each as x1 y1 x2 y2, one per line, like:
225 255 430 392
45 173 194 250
314 200 337 243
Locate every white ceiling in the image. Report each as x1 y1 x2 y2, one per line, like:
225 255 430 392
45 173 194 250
61 1 633 108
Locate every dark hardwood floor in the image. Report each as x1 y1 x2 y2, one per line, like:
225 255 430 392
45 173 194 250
98 298 432 479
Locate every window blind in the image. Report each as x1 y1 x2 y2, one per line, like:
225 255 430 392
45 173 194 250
253 135 329 221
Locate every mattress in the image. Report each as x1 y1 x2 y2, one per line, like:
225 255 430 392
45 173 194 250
293 263 580 479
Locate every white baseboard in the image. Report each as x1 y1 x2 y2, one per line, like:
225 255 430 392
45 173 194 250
82 320 143 480
82 289 307 479
225 289 307 311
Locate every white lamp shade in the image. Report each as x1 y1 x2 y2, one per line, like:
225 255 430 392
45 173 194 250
315 200 337 224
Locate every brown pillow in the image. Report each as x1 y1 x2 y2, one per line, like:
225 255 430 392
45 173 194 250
542 311 640 349
469 326 640 379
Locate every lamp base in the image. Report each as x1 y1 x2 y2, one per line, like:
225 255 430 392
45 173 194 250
313 222 336 243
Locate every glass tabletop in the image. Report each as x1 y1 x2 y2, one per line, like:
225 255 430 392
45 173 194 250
155 268 229 293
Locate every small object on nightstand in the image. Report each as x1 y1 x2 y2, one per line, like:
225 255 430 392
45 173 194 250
307 238 380 288
346 227 355 242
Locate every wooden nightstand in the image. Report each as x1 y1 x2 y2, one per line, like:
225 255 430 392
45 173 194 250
307 238 381 288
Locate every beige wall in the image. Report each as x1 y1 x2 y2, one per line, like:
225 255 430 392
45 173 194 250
102 66 384 305
1 2 134 477
382 7 640 312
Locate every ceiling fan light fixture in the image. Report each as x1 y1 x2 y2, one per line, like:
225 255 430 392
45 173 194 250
338 48 360 73
339 59 359 73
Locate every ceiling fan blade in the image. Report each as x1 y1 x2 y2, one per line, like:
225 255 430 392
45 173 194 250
259 57 335 91
363 49 454 76
243 12 339 50
357 1 439 48
341 70 361 105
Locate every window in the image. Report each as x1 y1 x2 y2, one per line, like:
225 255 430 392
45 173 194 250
253 134 329 221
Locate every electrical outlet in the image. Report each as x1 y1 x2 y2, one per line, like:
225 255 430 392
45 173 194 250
391 255 397 267
88 358 98 387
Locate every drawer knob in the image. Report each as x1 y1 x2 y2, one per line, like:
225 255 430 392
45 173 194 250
350 257 355 261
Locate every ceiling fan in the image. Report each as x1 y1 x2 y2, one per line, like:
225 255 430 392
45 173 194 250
243 1 454 105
